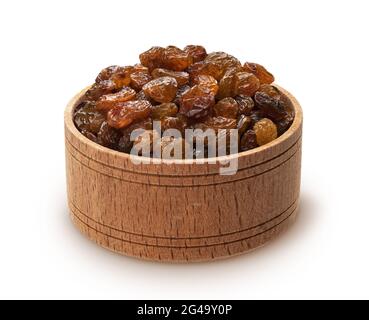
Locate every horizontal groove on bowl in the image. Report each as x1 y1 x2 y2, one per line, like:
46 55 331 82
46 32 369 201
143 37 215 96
70 197 298 241
70 203 298 249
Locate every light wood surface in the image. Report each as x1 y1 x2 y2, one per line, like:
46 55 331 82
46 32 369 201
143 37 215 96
64 85 303 262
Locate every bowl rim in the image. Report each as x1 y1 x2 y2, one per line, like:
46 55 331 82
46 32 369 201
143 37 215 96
65 84 302 165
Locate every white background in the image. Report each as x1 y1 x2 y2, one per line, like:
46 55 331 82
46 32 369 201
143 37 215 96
0 0 368 299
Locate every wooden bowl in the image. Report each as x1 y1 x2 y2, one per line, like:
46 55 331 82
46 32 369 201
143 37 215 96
65 85 302 262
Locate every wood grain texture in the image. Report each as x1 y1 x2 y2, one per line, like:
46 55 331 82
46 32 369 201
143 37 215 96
64 85 303 262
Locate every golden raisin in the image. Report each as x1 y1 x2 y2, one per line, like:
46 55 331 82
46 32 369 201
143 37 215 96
253 118 278 146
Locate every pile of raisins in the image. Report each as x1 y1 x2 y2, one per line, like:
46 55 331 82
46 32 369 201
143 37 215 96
74 45 294 158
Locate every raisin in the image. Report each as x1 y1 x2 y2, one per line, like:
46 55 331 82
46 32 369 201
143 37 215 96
179 85 215 119
174 84 191 105
97 121 120 148
240 129 258 151
253 118 278 146
257 84 281 99
214 98 238 119
96 65 133 89
81 130 98 143
143 77 178 103
151 103 178 120
254 91 288 122
237 114 252 137
136 90 157 105
276 117 294 135
96 65 120 83
161 115 188 134
130 71 152 91
204 52 242 80
151 68 189 86
233 72 260 96
204 116 237 131
192 75 219 95
74 101 105 133
249 109 265 126
118 118 153 153
235 95 254 115
117 133 133 153
96 86 136 111
107 100 152 129
217 68 238 99
161 46 192 71
243 62 274 85
184 45 207 63
139 46 165 71
84 80 116 101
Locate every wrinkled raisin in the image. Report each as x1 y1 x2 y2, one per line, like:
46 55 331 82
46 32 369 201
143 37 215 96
233 72 260 96
152 68 189 86
257 84 281 99
130 71 152 91
161 115 188 134
143 77 178 103
204 52 242 80
240 129 258 151
107 100 152 129
161 46 192 71
184 45 207 63
151 103 178 120
237 114 252 137
174 84 191 105
253 118 278 146
81 129 98 142
254 91 288 122
118 118 153 152
85 80 116 101
214 97 239 119
204 116 237 131
97 121 120 148
179 85 215 119
74 101 105 133
235 95 254 115
243 62 274 85
96 87 136 111
139 46 165 71
192 75 219 95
